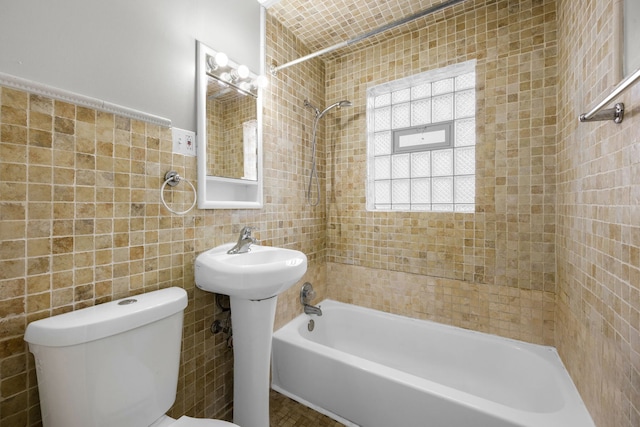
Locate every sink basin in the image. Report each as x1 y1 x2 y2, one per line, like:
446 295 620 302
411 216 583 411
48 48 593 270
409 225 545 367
195 243 308 300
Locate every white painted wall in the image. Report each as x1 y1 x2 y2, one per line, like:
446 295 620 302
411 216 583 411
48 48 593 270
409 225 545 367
0 0 261 130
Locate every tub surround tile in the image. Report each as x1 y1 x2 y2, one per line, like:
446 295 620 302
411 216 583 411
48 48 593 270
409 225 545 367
324 0 558 294
305 0 557 349
327 262 554 345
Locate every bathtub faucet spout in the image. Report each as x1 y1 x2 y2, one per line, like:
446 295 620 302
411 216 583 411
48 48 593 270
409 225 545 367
303 304 322 316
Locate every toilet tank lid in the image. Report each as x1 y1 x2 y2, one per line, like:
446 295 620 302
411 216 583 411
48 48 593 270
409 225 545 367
24 287 188 347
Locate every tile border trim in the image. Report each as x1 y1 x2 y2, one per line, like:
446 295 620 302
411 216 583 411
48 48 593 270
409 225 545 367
0 71 172 127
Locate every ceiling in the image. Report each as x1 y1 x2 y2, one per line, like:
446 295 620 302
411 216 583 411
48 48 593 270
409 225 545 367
266 0 475 59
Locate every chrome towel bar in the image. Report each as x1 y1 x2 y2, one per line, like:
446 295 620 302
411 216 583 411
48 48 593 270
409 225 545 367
579 66 640 124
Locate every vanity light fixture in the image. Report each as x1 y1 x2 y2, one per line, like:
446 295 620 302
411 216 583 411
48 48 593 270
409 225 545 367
205 49 266 98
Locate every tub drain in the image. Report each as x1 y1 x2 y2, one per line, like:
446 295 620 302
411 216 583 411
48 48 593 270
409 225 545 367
307 319 315 332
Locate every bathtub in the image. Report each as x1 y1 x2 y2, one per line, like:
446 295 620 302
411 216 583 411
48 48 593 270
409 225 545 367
271 300 595 427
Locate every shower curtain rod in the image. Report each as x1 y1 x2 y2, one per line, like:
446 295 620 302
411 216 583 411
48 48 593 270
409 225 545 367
269 0 469 76
578 65 640 124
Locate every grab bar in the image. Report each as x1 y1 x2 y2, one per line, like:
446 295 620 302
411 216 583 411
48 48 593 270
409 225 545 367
579 66 640 124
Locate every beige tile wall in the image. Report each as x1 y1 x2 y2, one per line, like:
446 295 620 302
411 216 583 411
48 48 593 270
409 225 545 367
556 1 640 426
0 87 236 425
328 262 555 343
264 15 330 330
321 0 558 344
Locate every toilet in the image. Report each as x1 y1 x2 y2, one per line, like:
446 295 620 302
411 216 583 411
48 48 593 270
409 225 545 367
24 287 238 427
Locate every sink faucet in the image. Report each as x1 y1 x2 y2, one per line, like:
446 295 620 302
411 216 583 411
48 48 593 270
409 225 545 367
227 226 257 254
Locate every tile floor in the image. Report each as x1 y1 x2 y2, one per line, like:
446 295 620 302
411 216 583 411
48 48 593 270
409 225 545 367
270 390 344 426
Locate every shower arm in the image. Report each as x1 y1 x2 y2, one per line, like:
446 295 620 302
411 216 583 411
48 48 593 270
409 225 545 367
270 0 469 76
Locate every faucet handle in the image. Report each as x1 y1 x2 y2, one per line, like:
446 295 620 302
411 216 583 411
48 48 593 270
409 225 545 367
240 225 255 236
300 282 316 305
238 226 256 242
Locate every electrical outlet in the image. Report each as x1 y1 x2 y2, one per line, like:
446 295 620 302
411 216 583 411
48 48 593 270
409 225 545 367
172 127 197 157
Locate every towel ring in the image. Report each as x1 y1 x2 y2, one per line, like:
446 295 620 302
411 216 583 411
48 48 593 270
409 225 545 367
160 171 197 215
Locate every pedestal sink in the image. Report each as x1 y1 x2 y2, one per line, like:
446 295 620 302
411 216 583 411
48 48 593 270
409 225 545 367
195 242 307 427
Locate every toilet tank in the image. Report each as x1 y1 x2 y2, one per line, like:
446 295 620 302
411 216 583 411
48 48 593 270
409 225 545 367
24 287 188 427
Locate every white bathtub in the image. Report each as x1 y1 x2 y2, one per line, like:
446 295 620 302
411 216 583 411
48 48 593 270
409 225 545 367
271 300 595 427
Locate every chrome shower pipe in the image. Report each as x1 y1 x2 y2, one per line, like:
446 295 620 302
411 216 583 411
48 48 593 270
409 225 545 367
270 0 469 76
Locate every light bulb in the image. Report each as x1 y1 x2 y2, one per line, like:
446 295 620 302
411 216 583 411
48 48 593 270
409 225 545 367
214 52 229 67
254 75 269 89
237 65 250 79
207 56 217 71
220 72 232 82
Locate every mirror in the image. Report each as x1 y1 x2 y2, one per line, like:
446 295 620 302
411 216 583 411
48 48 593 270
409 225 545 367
196 9 264 209
205 64 258 180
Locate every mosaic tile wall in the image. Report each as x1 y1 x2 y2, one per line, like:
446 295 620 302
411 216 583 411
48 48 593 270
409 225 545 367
327 262 554 343
556 1 640 426
264 14 330 331
0 13 327 421
321 0 558 344
0 87 230 425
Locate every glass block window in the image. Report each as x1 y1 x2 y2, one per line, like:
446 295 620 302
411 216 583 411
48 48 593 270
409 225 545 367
366 60 476 212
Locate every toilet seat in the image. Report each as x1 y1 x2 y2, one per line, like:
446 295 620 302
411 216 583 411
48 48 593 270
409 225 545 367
170 415 238 427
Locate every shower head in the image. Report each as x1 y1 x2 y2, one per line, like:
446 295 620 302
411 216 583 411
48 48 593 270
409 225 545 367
317 100 352 120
